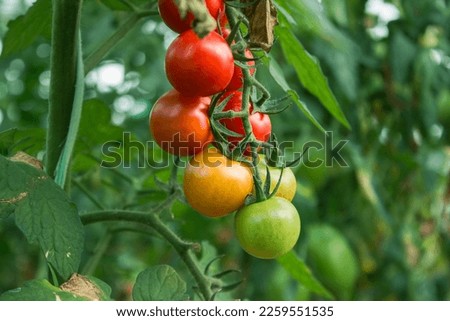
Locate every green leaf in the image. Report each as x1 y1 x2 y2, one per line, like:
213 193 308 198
0 156 84 280
277 251 334 299
0 279 85 301
76 99 124 149
0 128 46 157
275 17 351 129
132 265 188 301
258 94 293 114
0 128 17 156
265 57 326 133
1 0 52 58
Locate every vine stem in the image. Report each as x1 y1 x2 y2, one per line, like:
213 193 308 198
225 5 266 201
46 0 83 178
80 206 214 301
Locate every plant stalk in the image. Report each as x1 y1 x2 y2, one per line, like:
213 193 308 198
46 0 83 178
81 209 214 300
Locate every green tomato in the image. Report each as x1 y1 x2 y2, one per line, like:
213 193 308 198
307 224 359 299
234 197 301 259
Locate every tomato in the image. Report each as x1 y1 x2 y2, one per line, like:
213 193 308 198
165 30 234 97
183 147 253 217
149 89 212 156
218 91 271 149
257 160 297 201
234 197 301 259
307 224 359 299
158 0 224 33
226 49 255 91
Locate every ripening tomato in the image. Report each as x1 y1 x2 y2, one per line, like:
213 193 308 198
235 197 301 259
158 0 224 33
257 161 297 201
165 30 234 97
149 89 212 156
183 147 253 217
218 91 271 148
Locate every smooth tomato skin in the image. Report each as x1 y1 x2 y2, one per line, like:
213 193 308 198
218 91 271 145
158 0 224 33
165 30 234 97
257 161 297 201
235 197 301 259
183 148 253 217
149 89 212 156
226 49 255 91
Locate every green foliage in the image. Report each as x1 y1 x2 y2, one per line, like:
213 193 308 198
277 251 333 300
0 156 84 280
0 279 85 301
275 15 350 129
0 0 52 58
0 275 112 301
132 265 188 301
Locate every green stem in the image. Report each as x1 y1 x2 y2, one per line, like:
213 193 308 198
84 10 158 74
46 0 83 178
212 111 248 120
80 209 214 300
80 231 113 275
225 4 266 201
72 179 106 210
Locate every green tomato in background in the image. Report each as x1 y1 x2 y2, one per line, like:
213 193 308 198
307 224 360 299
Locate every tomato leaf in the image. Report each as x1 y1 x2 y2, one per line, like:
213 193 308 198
0 279 85 301
0 275 112 301
1 0 52 58
132 265 188 301
277 250 334 299
275 16 351 129
0 156 84 280
264 56 326 133
257 93 294 114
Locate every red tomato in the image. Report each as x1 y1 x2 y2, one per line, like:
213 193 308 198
149 89 212 156
218 91 271 149
158 0 224 33
165 30 234 97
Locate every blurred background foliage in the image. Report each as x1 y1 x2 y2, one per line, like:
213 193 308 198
0 0 449 300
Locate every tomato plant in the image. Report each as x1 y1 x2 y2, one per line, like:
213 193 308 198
183 147 253 217
2 0 447 306
158 0 224 33
234 197 301 259
165 30 234 97
149 89 212 156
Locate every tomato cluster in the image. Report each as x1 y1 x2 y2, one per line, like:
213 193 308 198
149 1 300 259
